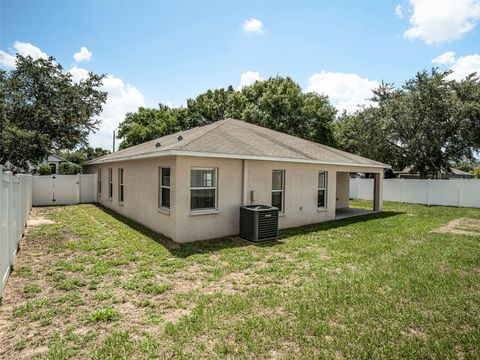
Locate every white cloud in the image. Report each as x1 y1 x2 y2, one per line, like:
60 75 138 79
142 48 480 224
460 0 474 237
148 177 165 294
306 71 379 113
0 41 49 69
0 51 16 68
395 4 404 19
242 18 263 33
13 41 48 59
431 52 480 80
404 0 480 44
432 51 457 65
238 71 262 89
69 66 146 148
449 54 480 80
73 46 92 62
88 73 146 149
68 66 90 82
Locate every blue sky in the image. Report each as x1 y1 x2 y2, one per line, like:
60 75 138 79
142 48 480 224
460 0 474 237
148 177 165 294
1 0 480 149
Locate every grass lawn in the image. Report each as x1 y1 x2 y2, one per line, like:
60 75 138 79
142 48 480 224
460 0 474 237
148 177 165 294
1 200 479 359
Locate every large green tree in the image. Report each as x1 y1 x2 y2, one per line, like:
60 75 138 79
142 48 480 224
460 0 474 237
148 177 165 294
60 146 111 165
117 105 186 150
117 77 337 149
0 55 107 171
234 77 337 145
335 69 480 177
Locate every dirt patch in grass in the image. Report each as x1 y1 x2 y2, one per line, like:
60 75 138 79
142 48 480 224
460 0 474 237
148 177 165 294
433 218 480 236
26 207 56 226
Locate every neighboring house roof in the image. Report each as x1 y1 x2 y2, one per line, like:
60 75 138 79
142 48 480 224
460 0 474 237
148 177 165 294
395 166 473 176
46 154 68 162
451 168 473 176
85 119 388 168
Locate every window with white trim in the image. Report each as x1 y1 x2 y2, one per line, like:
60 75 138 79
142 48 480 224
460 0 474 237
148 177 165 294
97 168 102 195
108 168 113 198
159 167 170 209
190 168 217 211
272 170 285 212
317 171 327 208
118 168 124 203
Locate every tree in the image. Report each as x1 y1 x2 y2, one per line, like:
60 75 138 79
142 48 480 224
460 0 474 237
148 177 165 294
59 162 82 175
335 69 480 177
186 86 237 126
117 105 186 150
63 151 87 165
117 77 337 149
82 146 110 161
334 106 401 169
236 77 337 145
61 146 110 164
0 55 107 172
37 164 51 175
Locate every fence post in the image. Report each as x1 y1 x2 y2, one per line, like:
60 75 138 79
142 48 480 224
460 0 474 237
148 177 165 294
427 179 431 206
457 180 461 208
76 173 81 204
17 176 21 238
0 166 2 233
400 179 404 203
6 172 13 267
354 177 359 199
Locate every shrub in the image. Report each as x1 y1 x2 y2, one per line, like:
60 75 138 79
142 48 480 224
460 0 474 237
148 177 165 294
59 162 82 175
37 164 51 175
473 168 480 179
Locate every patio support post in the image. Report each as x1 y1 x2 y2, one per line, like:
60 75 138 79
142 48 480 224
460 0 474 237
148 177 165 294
373 173 382 212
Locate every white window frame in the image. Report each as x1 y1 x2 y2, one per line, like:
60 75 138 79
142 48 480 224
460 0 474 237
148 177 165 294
97 168 102 195
272 169 285 213
159 167 171 210
108 168 113 199
118 168 124 204
317 171 327 209
190 167 218 212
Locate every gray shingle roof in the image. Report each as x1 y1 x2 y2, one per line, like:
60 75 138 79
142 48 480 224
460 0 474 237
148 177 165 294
85 119 388 168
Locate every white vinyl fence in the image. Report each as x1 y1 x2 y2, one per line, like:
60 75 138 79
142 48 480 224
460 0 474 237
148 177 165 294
1 167 33 299
350 178 480 208
32 174 97 206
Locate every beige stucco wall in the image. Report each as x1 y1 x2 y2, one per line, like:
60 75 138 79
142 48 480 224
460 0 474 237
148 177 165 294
85 156 176 240
335 172 350 209
246 160 335 229
174 156 244 243
86 156 384 243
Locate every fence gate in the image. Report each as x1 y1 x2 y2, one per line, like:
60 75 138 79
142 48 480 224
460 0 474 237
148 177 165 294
32 174 96 206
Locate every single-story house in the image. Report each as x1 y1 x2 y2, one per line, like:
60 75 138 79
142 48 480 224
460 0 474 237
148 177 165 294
41 154 69 174
84 119 388 243
4 154 69 174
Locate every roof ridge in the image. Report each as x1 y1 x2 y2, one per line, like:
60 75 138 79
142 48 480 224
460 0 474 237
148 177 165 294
238 120 385 166
177 119 230 150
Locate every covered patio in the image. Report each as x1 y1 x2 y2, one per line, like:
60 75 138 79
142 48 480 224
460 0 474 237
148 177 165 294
335 207 375 220
335 172 382 220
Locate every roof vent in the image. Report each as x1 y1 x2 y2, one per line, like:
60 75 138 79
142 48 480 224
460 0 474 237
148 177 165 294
155 142 161 148
177 135 183 141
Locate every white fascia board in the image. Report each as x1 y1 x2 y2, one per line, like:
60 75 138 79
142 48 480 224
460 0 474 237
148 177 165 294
84 149 390 169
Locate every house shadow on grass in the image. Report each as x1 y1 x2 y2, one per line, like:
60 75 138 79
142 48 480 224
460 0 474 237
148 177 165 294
95 204 402 258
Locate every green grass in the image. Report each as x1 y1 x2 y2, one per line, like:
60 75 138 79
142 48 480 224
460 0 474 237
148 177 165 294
454 225 480 233
2 201 480 359
83 307 121 323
